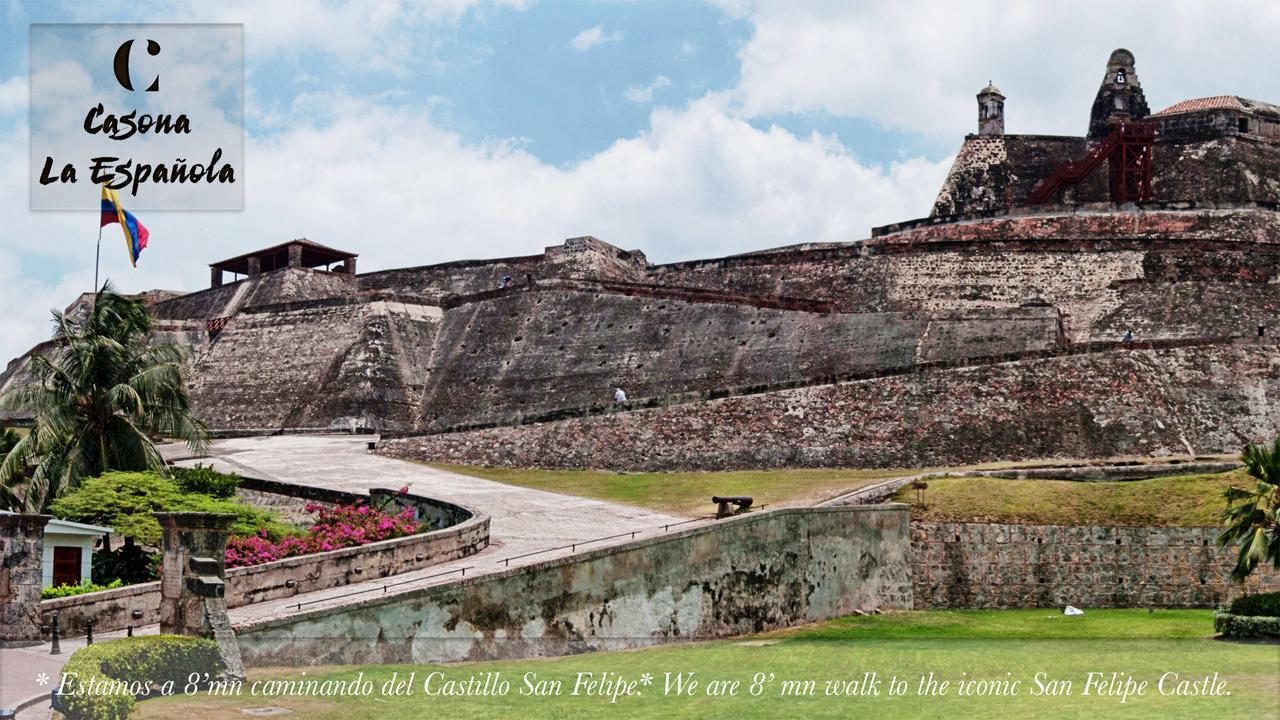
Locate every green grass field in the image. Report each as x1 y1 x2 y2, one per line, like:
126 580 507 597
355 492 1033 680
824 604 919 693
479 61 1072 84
896 470 1246 526
137 610 1277 720
441 462 1244 526
435 464 919 516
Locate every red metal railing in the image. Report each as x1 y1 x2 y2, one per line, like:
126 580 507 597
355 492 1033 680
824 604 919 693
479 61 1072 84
1028 122 1154 205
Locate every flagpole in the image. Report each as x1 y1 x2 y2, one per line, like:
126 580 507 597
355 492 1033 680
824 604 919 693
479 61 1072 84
94 222 102 294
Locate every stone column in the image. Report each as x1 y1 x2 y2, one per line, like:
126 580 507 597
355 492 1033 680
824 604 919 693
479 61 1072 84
0 514 52 646
155 512 234 636
287 244 303 268
246 256 261 277
210 267 223 288
346 257 357 275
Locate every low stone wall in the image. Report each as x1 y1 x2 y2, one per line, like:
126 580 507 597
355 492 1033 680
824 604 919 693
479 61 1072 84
39 489 488 637
235 505 913 666
911 522 1280 609
225 509 488 608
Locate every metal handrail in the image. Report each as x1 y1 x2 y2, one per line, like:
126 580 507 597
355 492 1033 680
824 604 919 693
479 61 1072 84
292 565 473 609
496 505 767 567
287 503 771 608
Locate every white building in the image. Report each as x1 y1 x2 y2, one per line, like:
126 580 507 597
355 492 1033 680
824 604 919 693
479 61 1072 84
0 510 112 588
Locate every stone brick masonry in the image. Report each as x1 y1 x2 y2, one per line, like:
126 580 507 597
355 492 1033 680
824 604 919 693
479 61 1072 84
383 339 1278 471
235 505 912 666
0 514 50 645
911 522 1280 609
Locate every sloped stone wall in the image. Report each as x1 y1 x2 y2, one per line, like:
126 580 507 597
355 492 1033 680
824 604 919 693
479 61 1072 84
382 340 1279 471
152 267 357 321
911 522 1280 609
646 209 1280 342
420 289 924 431
188 299 441 433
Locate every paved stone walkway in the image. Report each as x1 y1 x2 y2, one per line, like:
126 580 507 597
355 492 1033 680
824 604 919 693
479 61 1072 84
183 435 697 624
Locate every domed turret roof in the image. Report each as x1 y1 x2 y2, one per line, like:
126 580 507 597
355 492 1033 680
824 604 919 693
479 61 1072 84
978 82 1003 97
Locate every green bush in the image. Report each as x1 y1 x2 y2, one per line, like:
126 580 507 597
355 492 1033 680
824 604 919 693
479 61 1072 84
41 578 124 599
1214 612 1280 639
48 471 298 546
1227 591 1280 618
53 635 224 720
171 464 241 498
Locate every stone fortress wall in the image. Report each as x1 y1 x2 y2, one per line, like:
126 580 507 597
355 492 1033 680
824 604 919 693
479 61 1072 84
382 339 1278 471
911 522 1280 609
4 51 1279 467
5 205 1278 463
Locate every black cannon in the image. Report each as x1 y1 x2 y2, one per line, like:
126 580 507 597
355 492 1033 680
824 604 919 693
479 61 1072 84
712 495 753 518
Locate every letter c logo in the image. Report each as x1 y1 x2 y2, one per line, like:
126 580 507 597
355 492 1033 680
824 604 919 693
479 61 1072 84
113 39 161 92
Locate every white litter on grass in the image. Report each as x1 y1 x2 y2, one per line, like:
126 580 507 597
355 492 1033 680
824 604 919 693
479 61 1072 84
1064 605 1084 616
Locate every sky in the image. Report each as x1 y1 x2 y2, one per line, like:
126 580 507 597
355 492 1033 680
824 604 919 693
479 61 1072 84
0 0 1277 364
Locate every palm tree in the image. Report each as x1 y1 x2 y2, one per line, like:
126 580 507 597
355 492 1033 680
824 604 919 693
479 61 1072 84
1218 438 1280 581
0 282 208 511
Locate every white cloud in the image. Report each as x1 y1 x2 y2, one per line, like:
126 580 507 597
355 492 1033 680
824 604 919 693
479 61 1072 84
569 24 621 51
623 75 671 104
719 0 1280 139
0 76 26 115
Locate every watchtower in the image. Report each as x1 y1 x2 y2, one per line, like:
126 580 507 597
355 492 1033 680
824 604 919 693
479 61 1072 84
1088 49 1150 139
977 82 1005 136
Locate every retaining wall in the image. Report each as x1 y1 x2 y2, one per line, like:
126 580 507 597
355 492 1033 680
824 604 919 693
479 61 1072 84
234 505 913 666
911 521 1280 609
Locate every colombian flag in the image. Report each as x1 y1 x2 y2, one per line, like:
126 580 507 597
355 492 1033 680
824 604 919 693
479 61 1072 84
100 186 149 267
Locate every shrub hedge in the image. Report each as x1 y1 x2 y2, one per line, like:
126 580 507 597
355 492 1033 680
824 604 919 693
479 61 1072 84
1214 612 1280 639
172 463 241 498
41 578 124 599
54 635 224 720
48 471 297 546
1227 591 1280 618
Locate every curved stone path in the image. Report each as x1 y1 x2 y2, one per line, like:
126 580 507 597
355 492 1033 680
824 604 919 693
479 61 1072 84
182 435 696 625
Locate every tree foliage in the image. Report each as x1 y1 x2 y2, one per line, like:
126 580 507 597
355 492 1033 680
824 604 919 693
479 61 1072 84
1218 438 1280 581
48 471 296 547
0 283 207 510
0 424 20 457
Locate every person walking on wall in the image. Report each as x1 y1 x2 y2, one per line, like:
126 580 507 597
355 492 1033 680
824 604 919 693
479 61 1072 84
614 387 628 406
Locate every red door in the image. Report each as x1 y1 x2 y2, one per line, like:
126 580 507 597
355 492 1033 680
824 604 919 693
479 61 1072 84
52 546 82 588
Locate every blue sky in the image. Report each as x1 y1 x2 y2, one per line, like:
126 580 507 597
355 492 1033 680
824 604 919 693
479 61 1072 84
0 0 1277 363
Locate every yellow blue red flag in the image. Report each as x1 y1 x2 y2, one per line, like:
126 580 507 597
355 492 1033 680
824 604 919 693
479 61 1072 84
100 186 149 267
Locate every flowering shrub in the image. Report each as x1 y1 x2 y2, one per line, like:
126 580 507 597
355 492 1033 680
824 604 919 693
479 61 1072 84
225 502 421 569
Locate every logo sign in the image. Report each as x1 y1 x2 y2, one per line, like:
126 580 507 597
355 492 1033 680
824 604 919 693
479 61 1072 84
29 23 244 210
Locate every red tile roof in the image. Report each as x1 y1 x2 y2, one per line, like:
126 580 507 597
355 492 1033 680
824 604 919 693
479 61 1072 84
1153 95 1246 116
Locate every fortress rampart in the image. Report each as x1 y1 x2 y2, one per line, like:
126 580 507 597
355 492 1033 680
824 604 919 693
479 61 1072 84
381 339 1277 470
4 50 1279 469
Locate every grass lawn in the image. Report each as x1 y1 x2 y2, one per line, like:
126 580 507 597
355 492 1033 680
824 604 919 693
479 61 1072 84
432 465 920 516
138 609 1278 719
897 470 1247 526
435 456 1235 519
